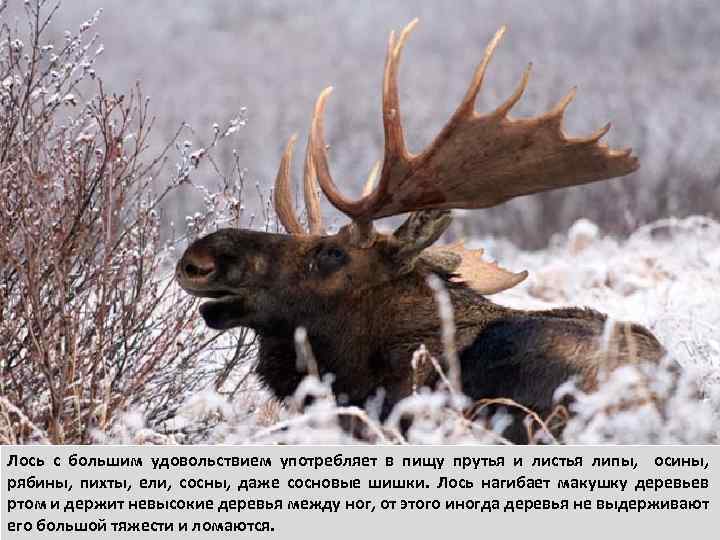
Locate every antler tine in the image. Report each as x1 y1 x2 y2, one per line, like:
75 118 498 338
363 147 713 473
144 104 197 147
573 122 611 144
273 134 324 235
493 62 531 118
310 20 418 223
302 137 324 235
370 18 417 213
273 134 305 235
363 161 381 197
455 25 506 119
309 86 363 217
382 18 416 158
547 86 577 121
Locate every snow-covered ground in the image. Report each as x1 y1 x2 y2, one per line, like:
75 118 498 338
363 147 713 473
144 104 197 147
490 216 720 372
486 216 720 443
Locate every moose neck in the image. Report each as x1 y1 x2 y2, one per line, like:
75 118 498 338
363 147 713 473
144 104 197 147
254 272 510 407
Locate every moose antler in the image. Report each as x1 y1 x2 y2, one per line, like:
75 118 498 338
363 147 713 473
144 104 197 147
309 19 639 224
274 134 324 235
423 241 528 295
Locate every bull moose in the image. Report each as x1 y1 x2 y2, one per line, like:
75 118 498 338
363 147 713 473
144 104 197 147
176 21 665 442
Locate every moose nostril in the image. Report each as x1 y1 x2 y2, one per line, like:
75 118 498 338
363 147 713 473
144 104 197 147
184 261 214 279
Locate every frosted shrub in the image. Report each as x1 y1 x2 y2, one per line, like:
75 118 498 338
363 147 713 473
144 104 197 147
0 1 255 444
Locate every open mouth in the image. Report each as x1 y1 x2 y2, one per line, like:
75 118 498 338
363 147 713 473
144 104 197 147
198 294 239 308
199 293 242 310
177 283 252 330
203 290 235 299
192 292 247 330
181 286 237 299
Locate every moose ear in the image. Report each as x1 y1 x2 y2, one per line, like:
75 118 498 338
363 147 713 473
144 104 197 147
389 210 527 294
390 209 453 272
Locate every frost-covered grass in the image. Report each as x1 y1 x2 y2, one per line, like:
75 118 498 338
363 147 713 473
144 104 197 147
490 216 720 443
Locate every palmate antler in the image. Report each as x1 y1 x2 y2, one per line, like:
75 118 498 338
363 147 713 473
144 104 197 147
309 19 638 224
273 19 638 293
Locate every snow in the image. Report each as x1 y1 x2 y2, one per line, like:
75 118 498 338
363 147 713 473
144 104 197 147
486 216 720 443
491 216 720 372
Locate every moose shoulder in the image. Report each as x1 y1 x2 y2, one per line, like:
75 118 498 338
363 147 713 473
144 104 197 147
176 21 665 442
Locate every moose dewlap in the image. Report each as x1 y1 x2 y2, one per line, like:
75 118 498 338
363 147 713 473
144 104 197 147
176 20 665 443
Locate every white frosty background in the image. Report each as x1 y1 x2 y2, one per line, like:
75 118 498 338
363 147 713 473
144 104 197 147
488 217 720 443
10 0 719 247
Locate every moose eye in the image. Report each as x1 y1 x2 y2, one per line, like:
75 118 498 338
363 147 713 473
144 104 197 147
315 245 348 274
325 247 345 260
